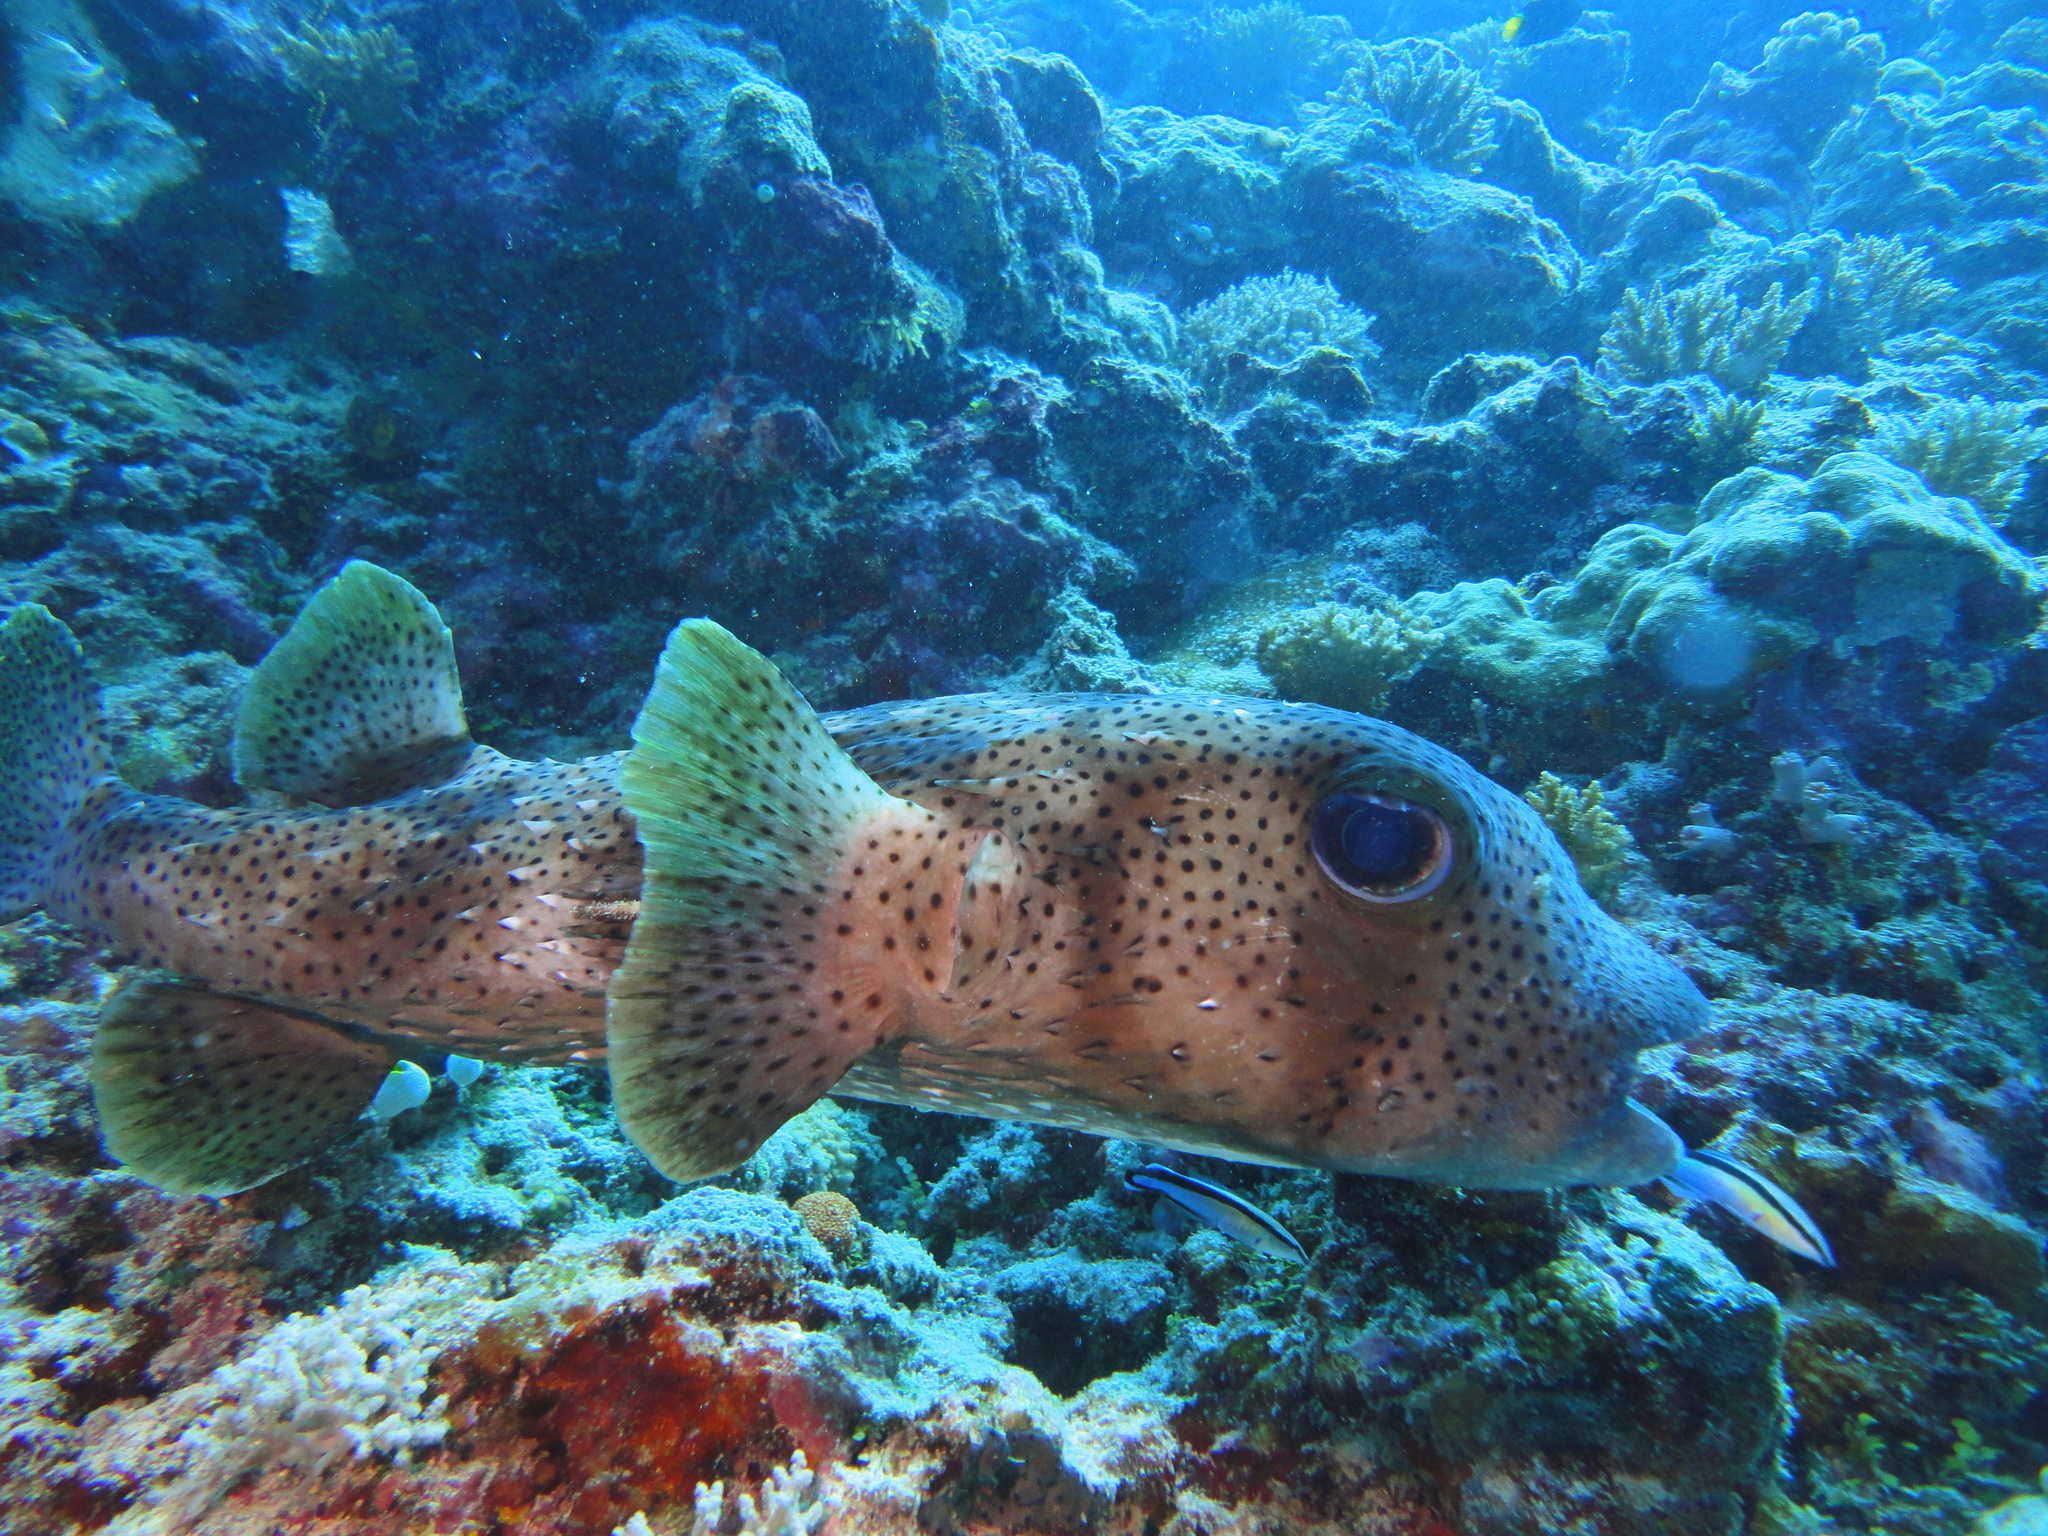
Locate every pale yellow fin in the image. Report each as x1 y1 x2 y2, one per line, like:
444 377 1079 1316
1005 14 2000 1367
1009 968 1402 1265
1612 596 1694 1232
232 561 474 805
92 978 394 1196
608 619 942 1182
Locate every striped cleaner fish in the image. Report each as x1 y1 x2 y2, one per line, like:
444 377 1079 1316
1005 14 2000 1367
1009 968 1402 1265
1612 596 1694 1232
1126 1163 1308 1265
0 561 1710 1197
1660 1149 1836 1266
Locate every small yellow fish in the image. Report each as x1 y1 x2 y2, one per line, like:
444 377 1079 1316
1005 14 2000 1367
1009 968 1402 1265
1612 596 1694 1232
1 561 1708 1197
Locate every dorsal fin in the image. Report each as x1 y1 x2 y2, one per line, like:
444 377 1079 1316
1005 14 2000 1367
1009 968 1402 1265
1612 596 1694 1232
232 561 475 805
608 618 942 1183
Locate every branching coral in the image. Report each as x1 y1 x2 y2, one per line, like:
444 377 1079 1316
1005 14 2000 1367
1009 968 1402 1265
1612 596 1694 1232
1872 400 2048 521
272 22 420 133
1832 235 1955 354
617 1449 828 1536
1522 772 1633 898
1326 40 1497 175
1254 600 1438 715
1694 384 1769 471
131 1278 452 1527
1599 276 1812 393
1179 271 1376 395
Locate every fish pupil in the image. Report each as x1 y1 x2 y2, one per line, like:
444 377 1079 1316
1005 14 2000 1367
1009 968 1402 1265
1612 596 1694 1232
1312 791 1453 902
1343 803 1422 879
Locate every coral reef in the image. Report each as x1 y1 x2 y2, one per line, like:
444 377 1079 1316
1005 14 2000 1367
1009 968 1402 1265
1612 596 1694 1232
2 0 2047 1530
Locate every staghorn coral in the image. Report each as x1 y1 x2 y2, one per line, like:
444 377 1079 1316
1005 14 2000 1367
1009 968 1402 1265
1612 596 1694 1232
1872 399 2048 520
1832 235 1956 354
1599 276 1813 393
1254 600 1439 715
1178 271 1376 396
1523 772 1634 899
1326 40 1497 175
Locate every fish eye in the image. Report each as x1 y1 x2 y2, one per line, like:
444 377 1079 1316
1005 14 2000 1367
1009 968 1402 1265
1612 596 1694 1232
1310 791 1454 903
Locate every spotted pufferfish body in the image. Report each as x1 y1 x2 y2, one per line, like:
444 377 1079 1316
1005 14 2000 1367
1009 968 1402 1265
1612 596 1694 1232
0 561 1706 1196
612 643 1705 1191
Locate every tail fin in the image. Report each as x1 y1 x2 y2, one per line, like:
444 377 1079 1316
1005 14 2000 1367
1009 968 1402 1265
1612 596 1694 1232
0 604 112 919
608 619 948 1182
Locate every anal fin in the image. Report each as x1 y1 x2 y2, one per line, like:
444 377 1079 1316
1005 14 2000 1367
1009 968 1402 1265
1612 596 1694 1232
232 561 475 805
92 978 394 1197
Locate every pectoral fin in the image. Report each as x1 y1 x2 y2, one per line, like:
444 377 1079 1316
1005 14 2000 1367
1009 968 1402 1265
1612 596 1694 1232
91 978 394 1197
608 619 943 1183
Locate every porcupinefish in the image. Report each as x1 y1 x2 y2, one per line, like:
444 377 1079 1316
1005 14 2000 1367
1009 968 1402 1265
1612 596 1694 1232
0 561 1708 1198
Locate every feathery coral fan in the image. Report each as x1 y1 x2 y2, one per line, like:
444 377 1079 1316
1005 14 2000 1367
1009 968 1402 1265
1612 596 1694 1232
1599 276 1812 393
1254 600 1439 715
1327 40 1497 174
271 21 420 133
